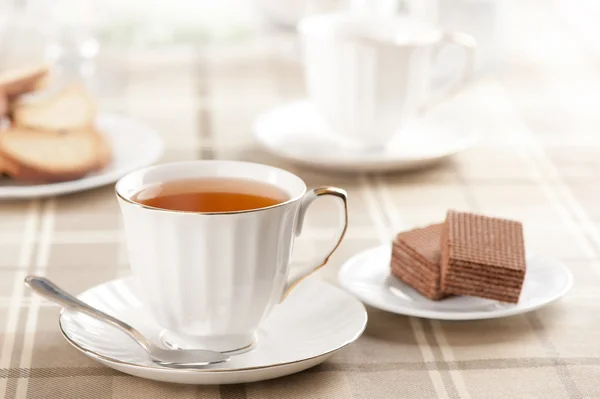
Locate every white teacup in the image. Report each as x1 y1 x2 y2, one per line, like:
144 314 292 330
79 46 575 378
298 12 476 149
116 161 348 352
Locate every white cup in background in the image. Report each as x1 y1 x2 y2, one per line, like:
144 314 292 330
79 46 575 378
298 12 476 149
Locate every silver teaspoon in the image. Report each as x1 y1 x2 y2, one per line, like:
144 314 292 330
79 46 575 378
24 276 229 368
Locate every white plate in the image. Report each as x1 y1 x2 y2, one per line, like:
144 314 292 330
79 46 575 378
253 100 478 172
0 114 164 199
59 277 367 385
338 245 573 320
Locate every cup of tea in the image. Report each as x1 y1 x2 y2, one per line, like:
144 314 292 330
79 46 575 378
298 12 477 149
116 160 348 352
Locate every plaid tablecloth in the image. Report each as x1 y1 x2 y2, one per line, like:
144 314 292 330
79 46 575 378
2 3 600 398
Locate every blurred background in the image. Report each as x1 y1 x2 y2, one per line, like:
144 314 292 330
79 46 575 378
3 0 591 93
0 0 507 77
1 0 595 99
1 0 598 162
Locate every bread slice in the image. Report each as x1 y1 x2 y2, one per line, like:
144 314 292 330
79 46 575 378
0 126 103 182
0 154 19 177
12 84 96 131
0 93 7 118
0 65 49 97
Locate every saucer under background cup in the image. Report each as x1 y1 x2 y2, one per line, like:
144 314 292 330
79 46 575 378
59 277 367 385
253 101 478 172
338 245 573 321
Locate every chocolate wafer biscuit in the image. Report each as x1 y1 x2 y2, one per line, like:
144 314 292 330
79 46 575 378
391 224 448 300
440 210 526 303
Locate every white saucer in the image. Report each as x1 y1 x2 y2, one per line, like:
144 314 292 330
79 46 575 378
253 100 478 172
0 114 164 199
59 277 367 385
339 245 573 321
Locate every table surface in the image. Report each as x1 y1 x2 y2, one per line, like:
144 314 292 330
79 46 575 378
2 2 600 398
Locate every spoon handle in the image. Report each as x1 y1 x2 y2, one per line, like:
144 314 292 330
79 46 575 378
24 275 153 353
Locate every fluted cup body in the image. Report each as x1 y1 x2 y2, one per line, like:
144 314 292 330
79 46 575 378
116 161 310 352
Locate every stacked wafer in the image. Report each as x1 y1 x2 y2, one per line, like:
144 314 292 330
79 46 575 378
390 210 527 303
391 224 448 300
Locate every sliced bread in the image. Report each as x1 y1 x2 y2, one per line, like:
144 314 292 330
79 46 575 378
0 126 103 182
94 131 112 170
0 154 19 177
12 84 96 131
0 65 49 97
0 93 7 118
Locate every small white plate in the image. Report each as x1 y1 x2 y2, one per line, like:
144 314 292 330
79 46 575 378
59 277 367 385
339 245 573 321
0 114 164 199
253 100 478 172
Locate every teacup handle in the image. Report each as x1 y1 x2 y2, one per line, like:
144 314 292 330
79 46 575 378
420 32 477 112
281 186 348 301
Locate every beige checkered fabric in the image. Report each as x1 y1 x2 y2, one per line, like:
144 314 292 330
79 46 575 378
2 4 600 398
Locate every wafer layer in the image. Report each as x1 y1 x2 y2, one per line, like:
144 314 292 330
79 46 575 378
391 254 444 299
